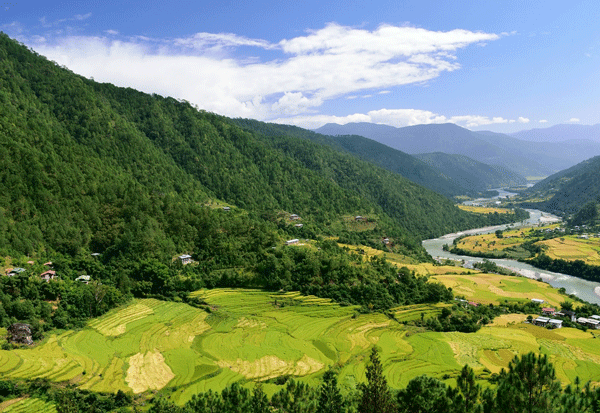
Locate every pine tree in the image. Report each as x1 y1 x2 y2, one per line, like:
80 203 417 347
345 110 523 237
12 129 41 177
358 347 396 413
318 369 345 413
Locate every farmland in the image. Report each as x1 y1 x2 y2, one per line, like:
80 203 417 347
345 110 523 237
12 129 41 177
539 236 600 266
457 205 513 214
1 282 600 405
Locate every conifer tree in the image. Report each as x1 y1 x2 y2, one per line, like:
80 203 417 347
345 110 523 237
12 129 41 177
358 347 395 413
318 369 345 413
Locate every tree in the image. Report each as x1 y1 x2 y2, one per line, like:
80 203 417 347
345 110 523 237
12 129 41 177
358 347 396 413
495 352 560 413
397 375 452 413
318 369 345 413
456 364 481 413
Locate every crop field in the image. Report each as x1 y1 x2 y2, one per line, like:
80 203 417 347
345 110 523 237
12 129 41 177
0 285 598 405
430 273 568 307
457 205 512 214
539 236 600 266
0 397 57 413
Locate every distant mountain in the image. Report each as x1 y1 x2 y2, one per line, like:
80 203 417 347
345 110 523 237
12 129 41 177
315 122 600 178
511 124 600 143
414 152 527 191
235 120 483 198
522 155 600 215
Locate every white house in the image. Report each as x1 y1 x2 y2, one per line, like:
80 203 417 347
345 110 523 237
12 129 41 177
285 239 299 245
179 254 193 265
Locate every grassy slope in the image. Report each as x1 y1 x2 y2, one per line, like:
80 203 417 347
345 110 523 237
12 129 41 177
0 282 595 404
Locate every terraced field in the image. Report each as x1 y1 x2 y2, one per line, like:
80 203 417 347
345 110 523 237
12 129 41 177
0 397 57 413
1 287 599 405
457 205 512 214
539 236 600 266
431 272 568 307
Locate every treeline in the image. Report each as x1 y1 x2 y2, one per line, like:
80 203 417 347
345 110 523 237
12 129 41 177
528 254 600 283
6 349 596 413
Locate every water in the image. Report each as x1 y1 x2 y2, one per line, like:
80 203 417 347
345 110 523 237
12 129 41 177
422 195 600 305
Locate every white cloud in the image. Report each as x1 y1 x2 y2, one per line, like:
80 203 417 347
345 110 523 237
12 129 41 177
273 108 513 130
105 30 119 35
518 117 530 123
539 119 548 123
569 118 580 122
23 22 500 121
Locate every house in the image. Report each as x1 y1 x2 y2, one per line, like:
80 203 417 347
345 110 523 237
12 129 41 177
355 216 364 221
40 270 56 282
43 261 53 267
223 207 231 211
548 319 563 329
290 214 300 220
26 260 34 265
468 301 479 307
577 317 600 329
542 307 556 315
382 238 390 244
555 310 576 322
91 253 101 257
591 315 600 321
178 254 193 265
8 267 26 276
7 323 33 345
531 298 545 304
76 275 91 284
294 223 303 228
533 316 550 327
285 239 299 245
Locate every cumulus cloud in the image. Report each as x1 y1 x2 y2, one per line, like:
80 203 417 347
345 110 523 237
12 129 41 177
273 108 514 130
539 119 548 123
22 22 500 121
569 118 580 122
518 117 530 123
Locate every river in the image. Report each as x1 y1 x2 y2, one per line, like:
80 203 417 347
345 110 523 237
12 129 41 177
422 194 600 305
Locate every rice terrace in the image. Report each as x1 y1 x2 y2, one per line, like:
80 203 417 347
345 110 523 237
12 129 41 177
3 285 600 406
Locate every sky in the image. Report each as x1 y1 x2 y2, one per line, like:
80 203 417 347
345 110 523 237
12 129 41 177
2 0 599 133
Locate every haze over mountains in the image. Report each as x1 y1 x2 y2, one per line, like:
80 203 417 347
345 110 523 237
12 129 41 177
511 124 600 143
315 122 600 178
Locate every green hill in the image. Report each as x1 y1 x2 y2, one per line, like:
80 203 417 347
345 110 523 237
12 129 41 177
414 152 527 192
520 155 600 215
0 33 530 315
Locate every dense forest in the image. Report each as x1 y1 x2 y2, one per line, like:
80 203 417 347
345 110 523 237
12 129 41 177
519 155 600 215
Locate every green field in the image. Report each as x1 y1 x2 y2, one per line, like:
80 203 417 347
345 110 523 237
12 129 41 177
1 287 599 405
539 236 600 266
0 397 57 413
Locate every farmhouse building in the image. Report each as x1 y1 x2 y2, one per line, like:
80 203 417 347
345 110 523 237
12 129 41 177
178 254 193 265
40 270 56 282
533 316 550 327
285 239 299 246
531 298 544 304
7 323 33 345
577 317 600 329
294 223 303 228
7 267 26 276
290 214 300 220
76 275 91 284
223 207 231 211
555 310 576 322
542 307 556 315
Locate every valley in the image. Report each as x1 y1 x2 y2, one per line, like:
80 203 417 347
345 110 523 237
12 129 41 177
2 30 600 412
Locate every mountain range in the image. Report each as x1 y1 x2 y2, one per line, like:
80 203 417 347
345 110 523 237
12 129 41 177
315 122 600 178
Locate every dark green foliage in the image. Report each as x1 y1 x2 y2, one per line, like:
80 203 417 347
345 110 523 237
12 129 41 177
397 375 454 413
415 152 527 193
358 347 396 413
318 369 346 413
495 352 561 413
521 155 600 215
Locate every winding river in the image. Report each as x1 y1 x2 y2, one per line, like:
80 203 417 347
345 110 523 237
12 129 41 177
422 192 600 305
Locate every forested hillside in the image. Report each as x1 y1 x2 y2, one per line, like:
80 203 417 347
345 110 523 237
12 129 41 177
0 33 531 327
414 152 526 191
520 155 600 215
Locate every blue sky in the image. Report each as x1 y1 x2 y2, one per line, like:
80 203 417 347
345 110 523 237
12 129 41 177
2 0 599 132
